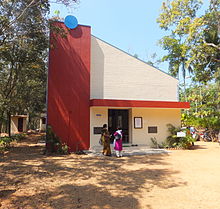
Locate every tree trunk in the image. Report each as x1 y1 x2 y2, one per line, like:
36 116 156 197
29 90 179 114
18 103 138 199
0 111 5 135
7 112 11 137
27 113 30 130
0 122 2 135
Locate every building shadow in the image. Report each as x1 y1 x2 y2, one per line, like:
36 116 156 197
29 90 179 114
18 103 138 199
0 138 187 209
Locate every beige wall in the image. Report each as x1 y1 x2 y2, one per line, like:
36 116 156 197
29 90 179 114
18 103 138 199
90 107 181 147
90 107 108 147
131 108 181 146
11 117 27 135
39 113 46 131
11 117 18 135
40 123 46 131
91 36 179 101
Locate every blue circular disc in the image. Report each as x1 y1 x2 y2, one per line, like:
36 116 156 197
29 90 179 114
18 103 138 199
64 15 78 29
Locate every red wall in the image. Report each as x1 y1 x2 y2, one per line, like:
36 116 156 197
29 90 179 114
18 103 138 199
48 22 91 151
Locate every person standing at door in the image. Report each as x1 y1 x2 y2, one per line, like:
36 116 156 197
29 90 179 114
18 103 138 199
100 124 111 156
113 127 123 157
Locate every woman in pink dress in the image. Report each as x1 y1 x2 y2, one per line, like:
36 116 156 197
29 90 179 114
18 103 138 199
113 128 123 157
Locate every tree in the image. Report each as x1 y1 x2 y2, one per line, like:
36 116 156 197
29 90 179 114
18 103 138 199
0 0 79 135
0 0 49 135
0 0 79 46
157 0 220 133
157 0 220 85
181 83 220 131
189 0 220 83
145 53 160 68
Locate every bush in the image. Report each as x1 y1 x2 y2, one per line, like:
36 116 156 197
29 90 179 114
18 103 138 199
151 137 159 148
46 125 69 154
177 135 195 149
150 137 165 148
182 113 220 131
0 136 14 152
11 133 26 141
166 124 195 149
58 143 69 155
0 133 28 153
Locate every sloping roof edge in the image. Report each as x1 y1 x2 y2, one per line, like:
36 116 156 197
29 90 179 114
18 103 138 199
91 35 178 81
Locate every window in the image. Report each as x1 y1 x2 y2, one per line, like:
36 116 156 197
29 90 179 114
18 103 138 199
148 126 157 133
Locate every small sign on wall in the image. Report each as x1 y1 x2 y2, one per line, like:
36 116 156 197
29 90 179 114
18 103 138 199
93 127 102 134
148 126 157 133
134 117 142 129
177 132 186 137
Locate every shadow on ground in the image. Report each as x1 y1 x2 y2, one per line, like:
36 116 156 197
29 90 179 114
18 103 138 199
0 135 187 209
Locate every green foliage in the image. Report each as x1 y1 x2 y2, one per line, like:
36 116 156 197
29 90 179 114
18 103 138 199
166 124 195 149
46 125 61 152
11 133 26 141
0 132 27 152
150 137 160 148
0 0 49 134
178 135 195 149
145 53 160 68
133 54 139 58
182 114 220 130
150 137 169 149
0 0 80 134
0 136 13 152
157 0 220 84
46 125 69 154
58 143 69 155
0 133 27 153
181 82 220 132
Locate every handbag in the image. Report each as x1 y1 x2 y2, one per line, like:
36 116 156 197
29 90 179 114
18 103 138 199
99 137 103 145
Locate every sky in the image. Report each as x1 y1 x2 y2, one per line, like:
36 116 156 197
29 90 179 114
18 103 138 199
49 0 210 82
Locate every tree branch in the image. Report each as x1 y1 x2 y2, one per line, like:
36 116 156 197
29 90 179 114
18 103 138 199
204 41 220 50
2 0 42 34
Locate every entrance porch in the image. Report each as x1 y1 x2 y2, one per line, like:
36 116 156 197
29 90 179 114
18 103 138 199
90 105 184 148
87 144 169 156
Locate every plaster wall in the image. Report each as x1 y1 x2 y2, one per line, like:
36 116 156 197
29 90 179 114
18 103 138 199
90 107 108 147
91 36 178 101
131 108 181 145
11 117 27 135
90 107 181 147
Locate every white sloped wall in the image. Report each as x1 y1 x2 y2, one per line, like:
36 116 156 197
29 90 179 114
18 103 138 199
91 36 178 101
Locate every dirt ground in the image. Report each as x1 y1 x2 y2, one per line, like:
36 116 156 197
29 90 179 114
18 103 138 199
1 135 220 209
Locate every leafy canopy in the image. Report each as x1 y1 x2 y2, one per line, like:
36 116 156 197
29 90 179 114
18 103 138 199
157 0 220 84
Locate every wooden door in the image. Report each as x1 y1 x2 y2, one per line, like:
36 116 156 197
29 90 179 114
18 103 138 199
108 109 129 143
18 117 23 132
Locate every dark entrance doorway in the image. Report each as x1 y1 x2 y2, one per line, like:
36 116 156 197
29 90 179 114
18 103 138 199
108 109 129 143
18 117 23 132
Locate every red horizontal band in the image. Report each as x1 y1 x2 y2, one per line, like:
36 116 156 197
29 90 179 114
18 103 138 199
90 99 190 109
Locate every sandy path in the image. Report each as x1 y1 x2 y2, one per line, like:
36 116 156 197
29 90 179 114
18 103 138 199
1 135 220 209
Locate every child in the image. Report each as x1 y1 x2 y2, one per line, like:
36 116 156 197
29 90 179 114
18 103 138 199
113 128 123 157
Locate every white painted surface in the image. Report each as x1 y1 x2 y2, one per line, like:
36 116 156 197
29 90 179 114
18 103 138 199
91 36 178 101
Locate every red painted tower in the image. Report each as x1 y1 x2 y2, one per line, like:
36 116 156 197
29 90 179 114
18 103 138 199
47 22 91 151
